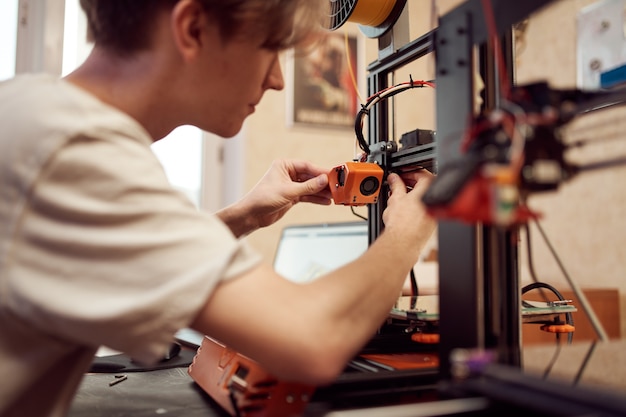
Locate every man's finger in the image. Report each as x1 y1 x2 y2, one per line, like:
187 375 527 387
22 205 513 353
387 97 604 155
387 173 408 195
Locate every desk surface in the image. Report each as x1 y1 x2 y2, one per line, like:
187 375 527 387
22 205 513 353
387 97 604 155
68 348 441 417
68 367 230 417
68 340 626 417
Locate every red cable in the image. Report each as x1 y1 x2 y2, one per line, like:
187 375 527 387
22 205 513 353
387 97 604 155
481 0 511 99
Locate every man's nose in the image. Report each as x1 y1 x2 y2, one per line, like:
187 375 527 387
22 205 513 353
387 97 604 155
265 56 285 91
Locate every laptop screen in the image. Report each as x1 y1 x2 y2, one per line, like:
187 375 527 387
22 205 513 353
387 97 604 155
273 221 369 284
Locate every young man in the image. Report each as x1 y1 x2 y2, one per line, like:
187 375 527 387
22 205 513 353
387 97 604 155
0 1 436 416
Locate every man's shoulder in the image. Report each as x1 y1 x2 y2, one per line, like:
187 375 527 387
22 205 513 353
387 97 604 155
3 74 127 125
0 73 149 148
0 73 91 114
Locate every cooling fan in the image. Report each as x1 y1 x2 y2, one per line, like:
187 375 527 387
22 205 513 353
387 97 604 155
328 0 408 38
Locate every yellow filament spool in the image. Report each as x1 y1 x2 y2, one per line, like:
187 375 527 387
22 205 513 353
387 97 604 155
349 0 398 27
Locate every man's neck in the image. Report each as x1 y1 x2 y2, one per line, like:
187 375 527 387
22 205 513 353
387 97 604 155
64 48 183 141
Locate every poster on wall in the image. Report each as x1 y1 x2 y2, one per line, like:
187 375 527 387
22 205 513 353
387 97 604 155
287 32 361 128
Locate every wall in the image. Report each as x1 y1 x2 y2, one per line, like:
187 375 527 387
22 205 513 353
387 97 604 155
240 0 625 336
513 0 626 338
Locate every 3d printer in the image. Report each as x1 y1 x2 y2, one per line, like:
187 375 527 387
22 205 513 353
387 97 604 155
189 1 626 416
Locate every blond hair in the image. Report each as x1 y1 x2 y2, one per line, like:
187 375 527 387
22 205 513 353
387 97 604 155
80 0 328 55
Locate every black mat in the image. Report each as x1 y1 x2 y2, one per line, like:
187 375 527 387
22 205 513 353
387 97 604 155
89 348 196 373
68 367 230 417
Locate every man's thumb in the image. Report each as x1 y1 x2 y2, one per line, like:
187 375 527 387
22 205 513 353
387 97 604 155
301 174 328 194
386 173 407 195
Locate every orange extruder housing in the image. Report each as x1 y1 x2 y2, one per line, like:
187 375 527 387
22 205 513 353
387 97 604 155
329 162 384 206
188 336 316 417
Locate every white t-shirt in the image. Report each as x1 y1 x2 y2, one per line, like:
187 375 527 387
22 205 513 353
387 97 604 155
0 74 262 417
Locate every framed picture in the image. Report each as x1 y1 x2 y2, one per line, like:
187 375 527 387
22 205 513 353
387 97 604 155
287 32 361 128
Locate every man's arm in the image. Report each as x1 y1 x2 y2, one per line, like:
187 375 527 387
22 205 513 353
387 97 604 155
191 172 436 385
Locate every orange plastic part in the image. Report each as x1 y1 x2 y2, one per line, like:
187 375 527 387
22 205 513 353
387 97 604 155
426 171 539 225
329 162 384 206
360 352 439 370
540 324 576 333
188 337 315 417
411 333 440 344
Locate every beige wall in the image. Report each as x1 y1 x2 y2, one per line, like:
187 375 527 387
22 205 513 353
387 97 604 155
513 0 626 338
241 23 373 264
239 0 625 334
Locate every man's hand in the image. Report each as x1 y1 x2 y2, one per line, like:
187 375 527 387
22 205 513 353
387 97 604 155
217 159 331 237
382 170 437 246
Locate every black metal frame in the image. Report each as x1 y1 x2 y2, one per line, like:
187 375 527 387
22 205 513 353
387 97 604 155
309 2 626 414
365 0 555 379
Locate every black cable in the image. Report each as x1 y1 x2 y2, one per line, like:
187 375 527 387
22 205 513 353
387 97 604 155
573 340 597 386
523 224 574 345
521 279 574 345
523 223 558 304
521 282 569 308
409 268 418 309
354 81 432 155
354 105 370 154
350 206 367 221
521 282 574 327
542 334 562 379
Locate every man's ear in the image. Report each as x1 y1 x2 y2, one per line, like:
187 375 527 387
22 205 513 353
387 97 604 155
170 0 209 62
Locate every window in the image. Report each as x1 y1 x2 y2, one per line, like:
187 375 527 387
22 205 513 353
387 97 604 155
151 126 204 207
0 0 18 81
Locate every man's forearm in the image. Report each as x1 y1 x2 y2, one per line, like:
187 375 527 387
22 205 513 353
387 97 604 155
215 203 259 238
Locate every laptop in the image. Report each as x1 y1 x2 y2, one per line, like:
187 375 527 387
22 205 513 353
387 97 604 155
175 221 370 348
273 221 369 283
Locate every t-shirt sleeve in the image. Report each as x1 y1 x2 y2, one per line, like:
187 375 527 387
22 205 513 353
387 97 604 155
6 132 262 363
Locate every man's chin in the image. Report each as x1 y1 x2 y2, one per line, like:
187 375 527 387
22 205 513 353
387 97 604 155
202 123 244 139
220 126 244 139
